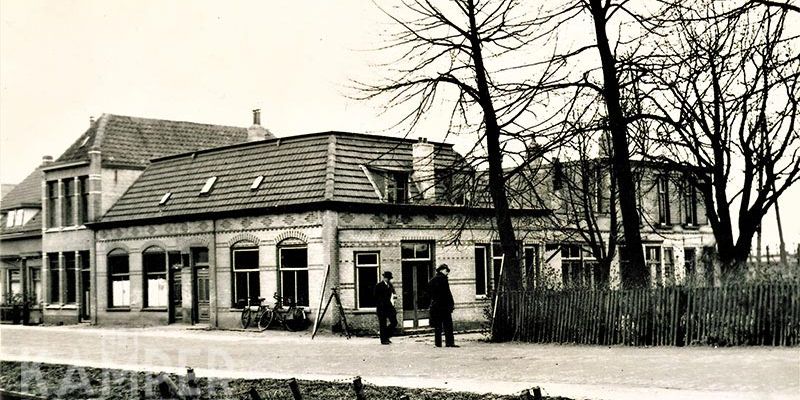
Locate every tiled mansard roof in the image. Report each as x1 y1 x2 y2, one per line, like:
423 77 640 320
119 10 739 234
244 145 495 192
98 132 466 224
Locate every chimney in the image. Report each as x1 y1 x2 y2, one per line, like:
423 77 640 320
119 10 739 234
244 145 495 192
247 108 273 142
41 155 53 166
412 137 436 201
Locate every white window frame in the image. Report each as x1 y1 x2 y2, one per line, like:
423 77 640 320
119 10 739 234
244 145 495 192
232 247 260 307
355 251 380 309
5 210 15 228
278 245 309 307
108 251 130 308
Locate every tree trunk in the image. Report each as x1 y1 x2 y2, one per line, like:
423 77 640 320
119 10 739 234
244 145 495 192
588 0 647 287
466 0 521 289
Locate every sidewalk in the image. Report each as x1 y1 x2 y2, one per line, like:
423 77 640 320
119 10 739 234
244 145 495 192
1 324 798 400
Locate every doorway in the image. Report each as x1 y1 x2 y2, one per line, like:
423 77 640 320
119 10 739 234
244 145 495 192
79 251 90 321
168 251 182 323
400 242 433 328
191 248 210 324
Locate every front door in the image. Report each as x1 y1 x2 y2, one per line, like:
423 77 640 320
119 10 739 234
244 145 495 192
194 267 209 323
400 242 433 328
168 251 182 323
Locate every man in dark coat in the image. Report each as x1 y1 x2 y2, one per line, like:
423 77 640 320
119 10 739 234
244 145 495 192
428 264 458 347
374 271 397 345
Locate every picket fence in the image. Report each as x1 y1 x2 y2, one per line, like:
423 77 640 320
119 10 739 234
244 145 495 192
494 283 800 346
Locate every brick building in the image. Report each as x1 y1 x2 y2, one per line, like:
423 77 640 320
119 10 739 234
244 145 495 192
21 112 272 325
525 158 717 290
87 132 551 330
1 165 46 323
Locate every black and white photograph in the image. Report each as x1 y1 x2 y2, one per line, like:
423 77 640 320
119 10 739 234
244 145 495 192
0 1 798 399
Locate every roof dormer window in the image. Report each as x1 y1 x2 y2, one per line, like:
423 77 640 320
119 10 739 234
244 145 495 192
200 177 217 195
159 192 172 205
5 210 15 228
251 175 264 190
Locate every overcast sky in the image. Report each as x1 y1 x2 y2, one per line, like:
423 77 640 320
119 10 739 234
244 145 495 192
1 0 797 250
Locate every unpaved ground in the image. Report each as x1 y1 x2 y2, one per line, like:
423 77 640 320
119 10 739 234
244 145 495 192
1 324 798 400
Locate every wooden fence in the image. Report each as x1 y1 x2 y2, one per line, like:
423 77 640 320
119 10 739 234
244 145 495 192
495 283 800 346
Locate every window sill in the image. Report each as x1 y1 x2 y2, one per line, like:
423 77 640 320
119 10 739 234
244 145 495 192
106 307 131 312
141 307 167 312
44 225 87 233
475 295 489 300
352 308 377 314
682 224 700 230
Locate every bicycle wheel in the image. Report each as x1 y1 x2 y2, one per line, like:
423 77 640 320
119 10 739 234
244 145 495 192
284 309 308 332
257 309 275 331
240 308 252 329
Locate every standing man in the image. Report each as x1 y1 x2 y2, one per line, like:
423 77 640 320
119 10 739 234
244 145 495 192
428 264 458 347
374 271 397 345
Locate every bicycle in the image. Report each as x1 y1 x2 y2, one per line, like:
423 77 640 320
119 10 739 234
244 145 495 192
239 297 267 330
258 292 309 332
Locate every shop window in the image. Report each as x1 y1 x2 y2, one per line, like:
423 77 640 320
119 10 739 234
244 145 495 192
143 247 168 308
279 245 309 307
232 246 260 307
108 250 130 307
355 252 380 308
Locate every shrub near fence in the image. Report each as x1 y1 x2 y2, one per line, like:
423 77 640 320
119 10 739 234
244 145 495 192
495 283 800 346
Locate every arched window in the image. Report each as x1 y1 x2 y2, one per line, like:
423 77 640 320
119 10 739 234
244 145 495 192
231 241 259 307
278 239 308 307
107 249 130 307
143 246 168 308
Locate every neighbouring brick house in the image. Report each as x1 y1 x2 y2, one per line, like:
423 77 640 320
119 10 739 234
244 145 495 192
1 165 46 323
36 112 272 325
87 132 551 330
523 157 717 290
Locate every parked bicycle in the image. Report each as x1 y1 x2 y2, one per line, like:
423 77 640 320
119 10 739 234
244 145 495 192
239 297 267 330
259 292 309 332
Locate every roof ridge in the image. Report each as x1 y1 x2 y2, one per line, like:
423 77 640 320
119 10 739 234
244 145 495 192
93 113 111 149
104 113 246 130
324 134 337 200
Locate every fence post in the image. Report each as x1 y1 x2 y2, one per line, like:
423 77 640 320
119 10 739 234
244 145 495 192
352 376 366 400
287 378 302 400
185 367 200 400
532 386 543 400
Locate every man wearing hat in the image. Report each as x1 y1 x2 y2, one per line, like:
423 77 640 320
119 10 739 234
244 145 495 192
374 271 397 345
428 263 457 347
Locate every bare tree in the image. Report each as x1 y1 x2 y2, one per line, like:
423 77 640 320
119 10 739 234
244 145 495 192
359 0 572 290
638 0 800 277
